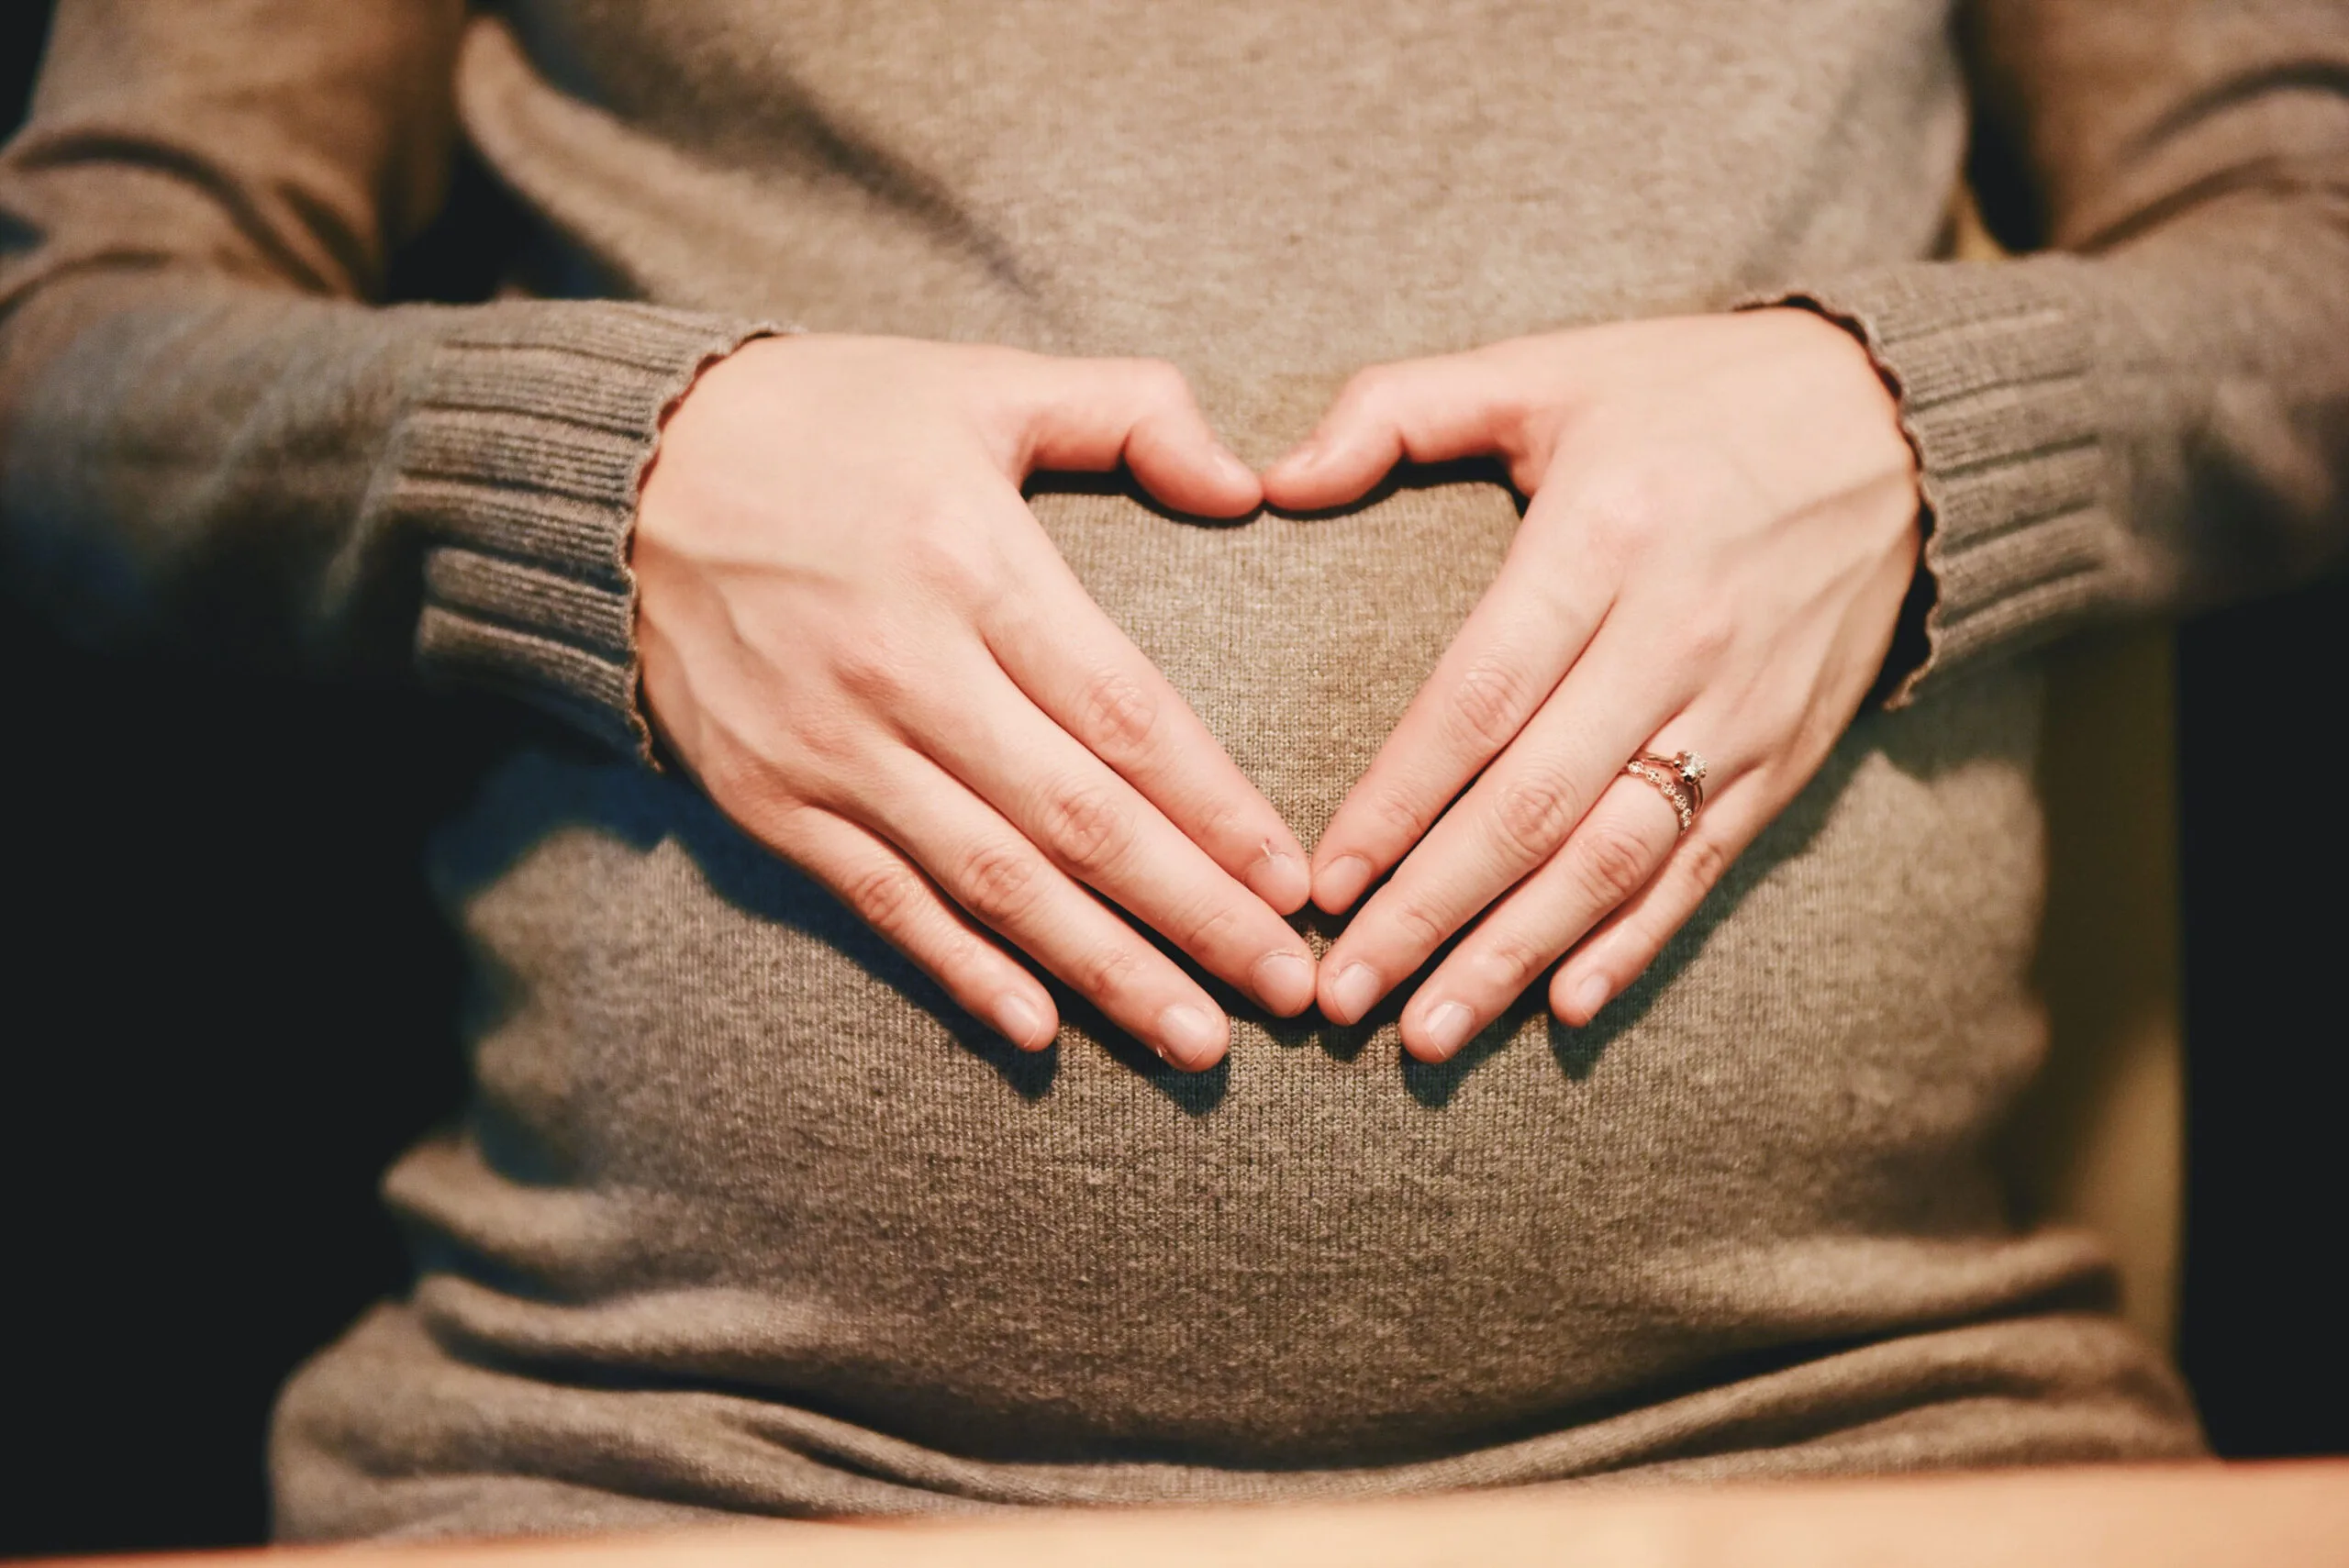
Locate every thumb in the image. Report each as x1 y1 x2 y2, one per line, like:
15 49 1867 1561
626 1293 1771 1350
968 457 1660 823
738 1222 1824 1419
1261 353 1525 511
1015 356 1262 518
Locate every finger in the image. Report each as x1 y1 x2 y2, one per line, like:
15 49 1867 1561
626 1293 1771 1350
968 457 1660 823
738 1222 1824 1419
1397 772 1685 1062
905 658 1317 1016
1551 781 1764 1028
1309 497 1607 914
1015 355 1261 517
1260 352 1524 511
984 533 1312 915
852 749 1234 1071
775 806 1060 1051
1317 625 1682 1027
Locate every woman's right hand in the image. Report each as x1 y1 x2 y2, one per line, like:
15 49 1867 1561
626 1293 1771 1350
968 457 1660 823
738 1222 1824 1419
633 335 1313 1070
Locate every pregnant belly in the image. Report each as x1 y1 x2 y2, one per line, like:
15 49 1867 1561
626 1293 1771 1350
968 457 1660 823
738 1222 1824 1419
391 479 2058 1467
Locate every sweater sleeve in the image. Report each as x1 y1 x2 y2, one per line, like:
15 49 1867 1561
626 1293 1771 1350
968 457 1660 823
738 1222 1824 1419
1760 0 2349 705
0 1 767 757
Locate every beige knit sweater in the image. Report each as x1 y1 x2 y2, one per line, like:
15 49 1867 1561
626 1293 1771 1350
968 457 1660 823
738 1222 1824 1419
6 0 2346 1541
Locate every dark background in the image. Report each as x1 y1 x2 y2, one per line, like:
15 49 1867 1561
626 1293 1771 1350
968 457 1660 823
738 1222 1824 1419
3 6 2343 1556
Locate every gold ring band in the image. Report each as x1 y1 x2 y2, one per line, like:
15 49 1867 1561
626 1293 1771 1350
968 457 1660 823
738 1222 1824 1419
1624 750 1709 835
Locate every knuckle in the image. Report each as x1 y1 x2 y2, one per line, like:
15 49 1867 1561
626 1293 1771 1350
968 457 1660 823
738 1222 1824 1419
1577 468 1678 560
802 714 870 770
1173 893 1242 957
1485 384 1544 457
828 630 918 706
702 739 828 831
907 519 1002 602
1038 779 1133 874
841 862 927 935
1388 895 1450 952
1677 594 1738 668
1575 820 1657 906
1470 926 1549 995
1338 362 1398 417
1681 625 1733 673
955 839 1044 927
1076 941 1148 1005
1492 769 1580 859
1677 831 1735 896
930 931 996 996
774 693 863 768
1447 653 1538 751
1133 357 1189 404
1365 783 1430 842
1074 667 1161 757
1188 794 1247 854
695 741 783 820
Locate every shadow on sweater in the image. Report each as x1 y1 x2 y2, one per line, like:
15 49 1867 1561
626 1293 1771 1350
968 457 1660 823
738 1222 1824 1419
430 663 1983 1125
430 738 1260 1115
428 740 1063 1104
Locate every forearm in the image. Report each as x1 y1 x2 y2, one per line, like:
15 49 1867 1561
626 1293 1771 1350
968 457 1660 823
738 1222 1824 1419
0 268 761 751
0 0 769 751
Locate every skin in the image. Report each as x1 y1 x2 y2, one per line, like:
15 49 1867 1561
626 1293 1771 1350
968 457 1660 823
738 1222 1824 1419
634 335 1315 1071
636 311 1921 1073
1263 307 1925 1062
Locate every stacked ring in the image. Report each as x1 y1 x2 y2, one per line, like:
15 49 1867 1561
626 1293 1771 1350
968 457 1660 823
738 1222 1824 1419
1624 750 1708 835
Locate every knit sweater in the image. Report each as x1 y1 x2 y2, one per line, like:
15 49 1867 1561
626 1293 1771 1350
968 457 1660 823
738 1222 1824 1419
5 0 2345 1541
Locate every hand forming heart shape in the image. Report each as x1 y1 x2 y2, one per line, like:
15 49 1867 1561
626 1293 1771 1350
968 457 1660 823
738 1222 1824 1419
636 312 1920 1072
1264 308 1922 1062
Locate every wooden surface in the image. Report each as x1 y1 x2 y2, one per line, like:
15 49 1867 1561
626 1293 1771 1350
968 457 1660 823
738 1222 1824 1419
34 1462 2349 1567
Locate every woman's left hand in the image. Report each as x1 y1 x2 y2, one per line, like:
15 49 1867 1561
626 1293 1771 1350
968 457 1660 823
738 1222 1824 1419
1262 309 1924 1060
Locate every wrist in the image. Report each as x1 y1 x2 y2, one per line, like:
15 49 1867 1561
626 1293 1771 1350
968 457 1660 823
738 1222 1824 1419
1753 304 1931 703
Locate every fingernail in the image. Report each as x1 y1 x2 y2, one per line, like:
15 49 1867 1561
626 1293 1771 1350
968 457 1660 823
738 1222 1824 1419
993 993 1050 1050
1156 1003 1226 1070
1570 973 1610 1023
1421 1001 1475 1060
1217 449 1259 491
1315 853 1375 914
1253 951 1316 1016
1327 962 1382 1025
1250 848 1310 912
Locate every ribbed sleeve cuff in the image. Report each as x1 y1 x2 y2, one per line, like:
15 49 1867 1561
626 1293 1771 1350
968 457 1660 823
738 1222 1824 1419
1751 259 2111 706
385 302 773 758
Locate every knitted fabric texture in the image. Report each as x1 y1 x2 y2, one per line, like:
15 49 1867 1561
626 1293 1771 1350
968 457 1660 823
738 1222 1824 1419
6 0 2345 1540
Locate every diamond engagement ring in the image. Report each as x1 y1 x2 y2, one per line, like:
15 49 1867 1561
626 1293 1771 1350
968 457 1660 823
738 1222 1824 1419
1624 750 1708 835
